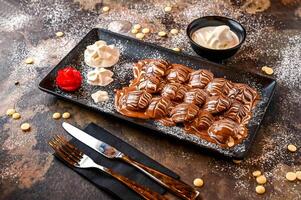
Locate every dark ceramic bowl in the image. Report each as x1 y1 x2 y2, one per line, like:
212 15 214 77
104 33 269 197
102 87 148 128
187 16 246 61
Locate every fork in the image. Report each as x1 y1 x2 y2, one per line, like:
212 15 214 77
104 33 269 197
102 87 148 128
49 135 168 200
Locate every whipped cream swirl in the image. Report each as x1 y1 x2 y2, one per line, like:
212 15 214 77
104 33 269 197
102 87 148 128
84 40 120 68
87 67 114 86
91 90 109 103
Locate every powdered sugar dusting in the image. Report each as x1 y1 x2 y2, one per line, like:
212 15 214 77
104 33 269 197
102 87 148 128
275 35 301 90
0 1 32 32
47 28 274 158
1 0 300 198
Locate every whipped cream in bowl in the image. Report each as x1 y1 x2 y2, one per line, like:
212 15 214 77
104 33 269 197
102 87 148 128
84 40 120 68
192 25 240 50
187 16 246 61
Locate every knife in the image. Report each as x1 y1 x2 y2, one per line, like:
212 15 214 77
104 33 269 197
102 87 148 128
62 122 199 200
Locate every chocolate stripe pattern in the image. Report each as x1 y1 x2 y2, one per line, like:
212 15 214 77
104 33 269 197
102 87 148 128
115 59 259 148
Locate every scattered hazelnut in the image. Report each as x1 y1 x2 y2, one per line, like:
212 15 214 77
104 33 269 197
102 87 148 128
142 28 150 34
12 113 21 119
287 144 297 152
170 28 179 35
255 185 265 194
131 29 139 34
172 47 181 52
286 172 297 181
158 31 167 37
252 170 261 177
193 178 204 187
62 112 71 119
164 6 172 12
52 112 61 120
261 66 273 75
25 57 34 64
256 175 267 184
102 6 110 12
133 24 141 30
136 33 145 39
21 123 31 131
6 108 16 116
56 32 64 37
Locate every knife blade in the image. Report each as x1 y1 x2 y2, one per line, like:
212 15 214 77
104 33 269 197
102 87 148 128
62 122 123 159
62 122 199 200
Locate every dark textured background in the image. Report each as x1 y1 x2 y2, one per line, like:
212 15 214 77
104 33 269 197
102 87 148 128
0 0 300 200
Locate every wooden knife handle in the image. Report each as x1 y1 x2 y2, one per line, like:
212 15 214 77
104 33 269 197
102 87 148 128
106 168 169 200
121 155 199 200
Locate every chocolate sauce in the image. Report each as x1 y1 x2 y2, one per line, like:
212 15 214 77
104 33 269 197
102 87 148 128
115 59 259 148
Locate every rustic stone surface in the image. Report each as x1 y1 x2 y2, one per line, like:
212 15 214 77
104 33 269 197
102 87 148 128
0 0 300 200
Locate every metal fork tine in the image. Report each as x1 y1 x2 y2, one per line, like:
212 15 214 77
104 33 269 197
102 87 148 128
49 136 168 200
56 135 83 156
53 135 83 161
48 140 78 166
49 137 81 165
52 137 82 164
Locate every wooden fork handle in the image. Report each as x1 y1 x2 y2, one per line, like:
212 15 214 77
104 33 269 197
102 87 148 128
106 169 168 200
121 155 199 200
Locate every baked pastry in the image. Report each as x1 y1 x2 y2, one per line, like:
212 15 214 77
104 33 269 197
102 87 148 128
186 110 214 131
234 84 259 109
188 69 213 88
115 59 259 148
224 101 250 124
206 78 234 96
184 88 208 106
203 95 231 114
161 83 188 101
138 75 162 93
165 64 191 83
170 103 199 123
133 59 170 78
121 90 152 111
208 119 248 146
145 97 171 118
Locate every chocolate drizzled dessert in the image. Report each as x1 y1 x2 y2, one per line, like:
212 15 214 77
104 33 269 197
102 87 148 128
115 59 259 148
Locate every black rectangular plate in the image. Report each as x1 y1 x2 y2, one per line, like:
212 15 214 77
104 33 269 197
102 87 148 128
39 28 276 159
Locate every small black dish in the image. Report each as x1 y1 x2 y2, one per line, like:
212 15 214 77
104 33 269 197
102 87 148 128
187 16 246 61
